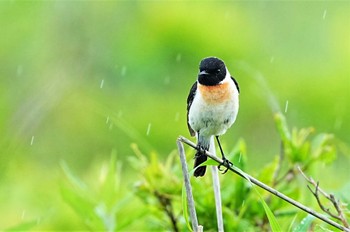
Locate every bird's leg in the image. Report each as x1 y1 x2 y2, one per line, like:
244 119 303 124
216 136 233 174
195 132 206 157
195 144 206 157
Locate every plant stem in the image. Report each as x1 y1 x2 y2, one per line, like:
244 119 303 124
154 190 179 232
209 137 224 232
178 136 350 232
176 139 201 231
298 166 350 229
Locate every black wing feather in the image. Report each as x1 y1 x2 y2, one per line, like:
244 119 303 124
231 76 240 93
186 82 197 136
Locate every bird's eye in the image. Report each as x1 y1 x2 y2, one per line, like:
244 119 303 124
216 69 221 73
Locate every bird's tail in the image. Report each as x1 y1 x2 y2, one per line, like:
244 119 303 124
194 135 213 177
193 150 207 177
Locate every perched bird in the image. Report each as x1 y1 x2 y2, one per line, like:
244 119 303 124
187 57 240 177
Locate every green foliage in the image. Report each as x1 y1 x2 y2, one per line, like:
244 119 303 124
4 112 346 231
258 190 283 232
292 215 315 232
274 113 337 176
128 144 183 231
60 153 143 231
124 113 347 231
0 1 349 230
222 141 283 231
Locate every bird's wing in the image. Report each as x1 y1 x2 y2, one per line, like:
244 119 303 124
231 76 240 93
187 82 197 137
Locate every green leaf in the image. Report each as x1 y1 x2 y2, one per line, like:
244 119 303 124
289 127 313 163
293 140 310 163
259 192 283 232
165 150 177 171
258 156 280 186
230 164 282 232
274 113 291 143
201 158 219 166
60 160 88 192
319 146 336 164
60 161 105 229
99 152 121 206
60 184 99 227
311 133 332 154
292 214 314 232
293 127 314 147
311 133 336 164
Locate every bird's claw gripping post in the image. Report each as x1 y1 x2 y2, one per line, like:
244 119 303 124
195 145 206 156
218 158 233 174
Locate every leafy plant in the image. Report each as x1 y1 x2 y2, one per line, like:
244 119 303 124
60 152 143 231
58 113 348 231
131 112 348 231
128 143 183 231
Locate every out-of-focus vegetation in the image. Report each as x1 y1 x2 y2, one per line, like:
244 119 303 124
0 1 349 230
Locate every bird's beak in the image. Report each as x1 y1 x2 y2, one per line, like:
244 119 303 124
199 70 208 75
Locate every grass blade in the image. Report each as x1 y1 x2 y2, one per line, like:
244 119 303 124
182 183 193 232
231 165 283 232
293 215 314 232
257 190 283 232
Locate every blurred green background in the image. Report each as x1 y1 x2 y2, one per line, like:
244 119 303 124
0 1 349 230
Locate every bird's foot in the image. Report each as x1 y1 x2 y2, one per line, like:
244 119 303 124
195 145 206 156
218 158 233 174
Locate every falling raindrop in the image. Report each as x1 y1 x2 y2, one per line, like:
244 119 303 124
284 100 289 113
30 136 35 146
323 9 327 19
174 112 180 122
146 123 152 136
270 56 275 63
121 66 127 76
238 152 242 163
106 116 110 124
176 53 182 62
21 210 26 220
100 79 104 89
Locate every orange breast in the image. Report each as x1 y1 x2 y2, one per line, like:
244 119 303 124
198 82 232 104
